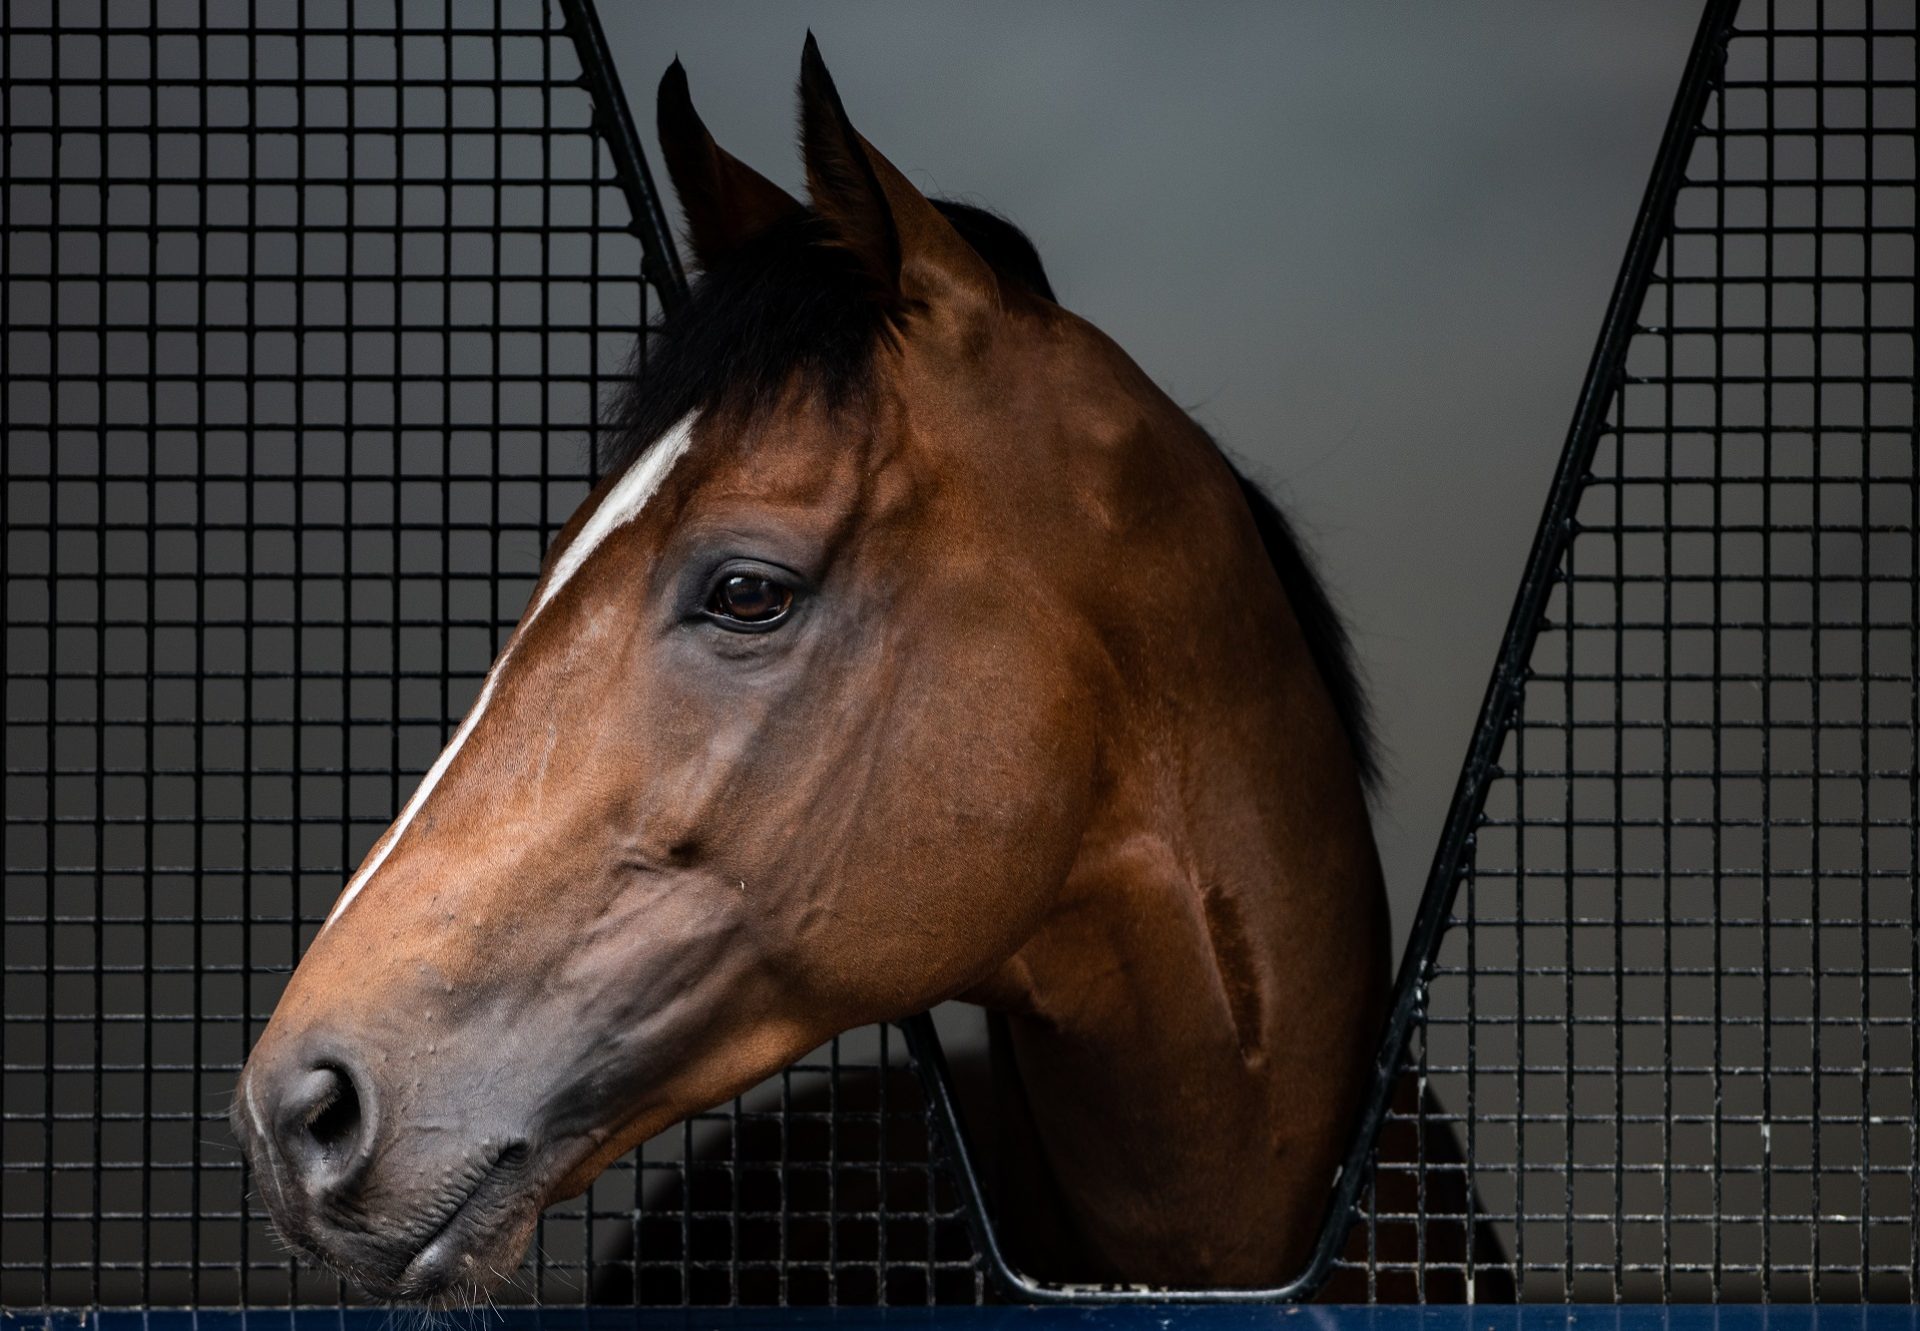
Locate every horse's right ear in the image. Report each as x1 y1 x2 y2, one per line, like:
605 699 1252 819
656 58 802 271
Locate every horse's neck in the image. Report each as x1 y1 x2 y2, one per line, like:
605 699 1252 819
964 654 1389 1286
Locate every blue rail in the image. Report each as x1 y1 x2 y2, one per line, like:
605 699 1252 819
6 1307 1920 1331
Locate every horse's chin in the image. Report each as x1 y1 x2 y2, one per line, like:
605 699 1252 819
350 1194 542 1307
271 1146 547 1308
401 1199 541 1306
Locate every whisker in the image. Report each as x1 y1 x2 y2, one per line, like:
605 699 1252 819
535 1246 579 1295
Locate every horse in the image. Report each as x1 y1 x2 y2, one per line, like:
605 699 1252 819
233 37 1404 1304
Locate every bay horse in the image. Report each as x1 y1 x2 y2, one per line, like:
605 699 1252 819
234 39 1405 1303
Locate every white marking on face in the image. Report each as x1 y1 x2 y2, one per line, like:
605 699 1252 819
320 412 700 931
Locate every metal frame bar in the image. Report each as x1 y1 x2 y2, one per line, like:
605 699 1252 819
886 0 1745 1303
556 0 686 317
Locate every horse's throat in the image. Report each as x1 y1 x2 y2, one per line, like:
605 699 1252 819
964 771 1387 1288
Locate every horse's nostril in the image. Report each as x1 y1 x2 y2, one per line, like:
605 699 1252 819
304 1067 362 1157
279 1062 369 1183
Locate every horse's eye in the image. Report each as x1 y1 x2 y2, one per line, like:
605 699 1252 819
706 573 794 627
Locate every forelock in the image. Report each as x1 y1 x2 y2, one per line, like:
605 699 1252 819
600 201 1056 474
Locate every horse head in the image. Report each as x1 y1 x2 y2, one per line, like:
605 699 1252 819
234 37 1385 1303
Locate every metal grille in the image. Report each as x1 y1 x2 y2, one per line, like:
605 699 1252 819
8 0 1919 1313
1337 0 1920 1303
0 0 978 1309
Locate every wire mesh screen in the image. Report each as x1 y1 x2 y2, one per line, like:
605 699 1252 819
9 0 1920 1315
0 0 979 1310
1352 0 1919 1303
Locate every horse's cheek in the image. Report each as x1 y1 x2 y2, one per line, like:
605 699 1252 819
885 640 1094 977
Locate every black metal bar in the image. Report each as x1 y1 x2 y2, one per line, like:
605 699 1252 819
556 0 689 312
1287 0 1744 1301
900 0 1744 1304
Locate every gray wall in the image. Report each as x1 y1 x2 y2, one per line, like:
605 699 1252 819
596 3 1705 942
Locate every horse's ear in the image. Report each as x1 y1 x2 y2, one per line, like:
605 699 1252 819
797 34 997 313
657 57 802 271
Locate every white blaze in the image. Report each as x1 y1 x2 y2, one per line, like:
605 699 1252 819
321 412 700 931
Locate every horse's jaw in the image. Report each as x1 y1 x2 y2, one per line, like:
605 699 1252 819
964 653 1388 1288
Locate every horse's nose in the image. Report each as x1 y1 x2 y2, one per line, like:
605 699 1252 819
245 1054 377 1205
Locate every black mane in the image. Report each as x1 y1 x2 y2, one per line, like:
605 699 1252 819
607 201 1378 790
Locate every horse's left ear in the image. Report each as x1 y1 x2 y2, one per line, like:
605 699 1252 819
797 34 998 316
